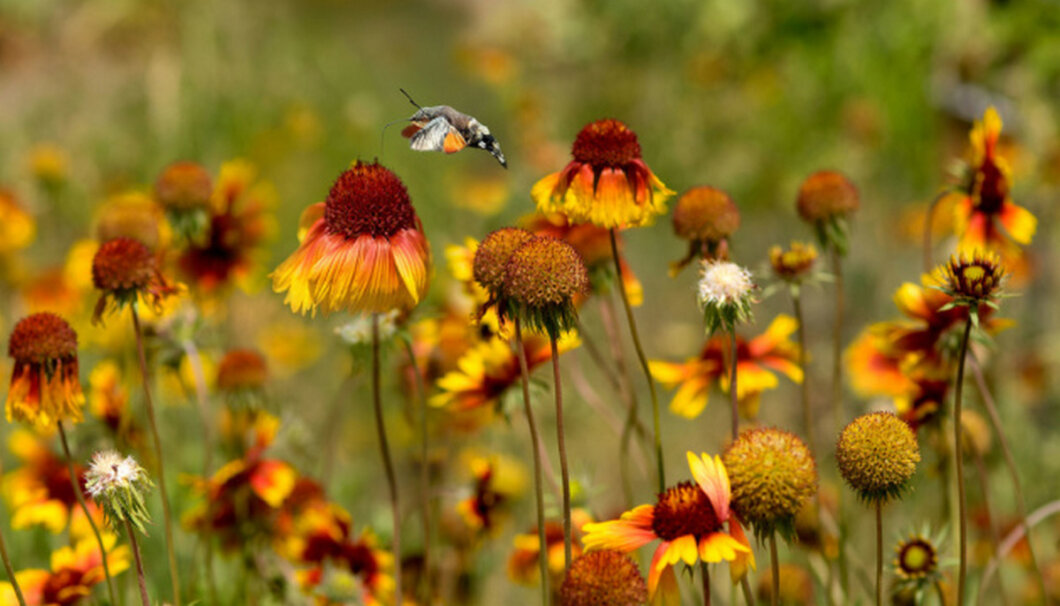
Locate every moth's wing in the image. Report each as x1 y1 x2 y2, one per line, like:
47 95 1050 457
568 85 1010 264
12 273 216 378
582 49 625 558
401 123 424 138
409 117 467 154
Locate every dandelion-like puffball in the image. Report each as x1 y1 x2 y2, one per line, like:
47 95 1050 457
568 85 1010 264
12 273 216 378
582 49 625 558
84 450 153 534
836 412 920 504
560 550 648 606
697 260 754 335
723 428 817 540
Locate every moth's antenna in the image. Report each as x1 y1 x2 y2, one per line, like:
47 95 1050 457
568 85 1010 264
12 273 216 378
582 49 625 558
400 88 422 110
379 117 409 161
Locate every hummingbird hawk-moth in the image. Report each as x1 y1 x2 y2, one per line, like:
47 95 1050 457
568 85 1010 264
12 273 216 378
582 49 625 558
400 89 507 168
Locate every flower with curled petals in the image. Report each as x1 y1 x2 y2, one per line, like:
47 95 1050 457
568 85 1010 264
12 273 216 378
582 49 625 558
581 452 752 602
271 161 430 315
6 313 85 428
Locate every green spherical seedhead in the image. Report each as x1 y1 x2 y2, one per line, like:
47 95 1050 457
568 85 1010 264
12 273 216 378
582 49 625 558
836 412 920 504
84 450 154 535
723 427 817 541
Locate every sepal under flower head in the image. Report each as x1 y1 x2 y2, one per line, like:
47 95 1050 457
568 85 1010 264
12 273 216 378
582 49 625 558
84 450 153 534
836 412 920 504
697 260 755 335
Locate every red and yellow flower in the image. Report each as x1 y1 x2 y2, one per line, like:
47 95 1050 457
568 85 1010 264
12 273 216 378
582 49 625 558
531 119 674 229
582 452 752 601
271 161 430 315
508 509 594 587
6 313 85 428
0 534 129 606
953 107 1036 281
454 453 526 534
650 315 802 419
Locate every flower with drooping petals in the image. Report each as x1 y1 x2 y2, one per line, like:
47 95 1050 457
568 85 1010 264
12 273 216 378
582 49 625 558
531 119 674 229
6 313 85 427
697 260 755 335
670 186 740 274
91 237 179 325
271 160 430 315
560 549 648 606
582 452 752 601
651 315 802 419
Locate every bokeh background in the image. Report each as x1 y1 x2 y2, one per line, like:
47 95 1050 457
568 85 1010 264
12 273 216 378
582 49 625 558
1 0 1059 603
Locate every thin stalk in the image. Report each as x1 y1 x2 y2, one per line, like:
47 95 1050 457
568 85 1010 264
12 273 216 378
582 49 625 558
371 313 402 605
402 337 432 603
980 499 1060 604
609 228 665 493
515 320 550 606
968 355 1048 602
921 190 949 274
740 576 755 605
875 501 882 606
700 561 711 606
935 580 948 606
0 516 26 606
830 244 849 598
600 295 639 505
550 337 572 571
57 421 117 605
131 306 182 606
769 533 780 606
125 518 152 606
953 318 973 606
727 330 739 440
792 292 815 456
575 320 623 394
971 448 1009 606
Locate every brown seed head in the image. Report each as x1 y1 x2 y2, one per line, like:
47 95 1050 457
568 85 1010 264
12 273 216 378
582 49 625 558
323 161 417 240
796 170 859 223
836 412 920 504
503 236 589 308
935 250 1005 302
155 161 213 212
672 186 740 242
9 313 78 364
92 238 158 293
560 550 648 606
473 228 536 294
571 119 642 167
723 428 817 538
770 242 818 281
216 349 268 392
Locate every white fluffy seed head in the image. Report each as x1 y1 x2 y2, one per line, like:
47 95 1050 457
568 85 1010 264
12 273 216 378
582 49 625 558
85 450 147 498
697 261 753 307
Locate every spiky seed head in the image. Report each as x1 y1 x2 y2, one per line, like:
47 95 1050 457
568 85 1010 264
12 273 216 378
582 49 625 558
560 550 648 606
836 412 920 504
473 227 536 294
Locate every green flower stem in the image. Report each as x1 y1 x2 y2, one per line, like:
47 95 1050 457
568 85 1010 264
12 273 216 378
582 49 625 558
968 354 1047 603
550 337 573 571
609 228 665 494
56 421 117 606
124 517 152 606
953 318 973 606
599 295 640 506
371 313 402 606
130 306 182 606
740 576 755 605
875 501 882 606
0 515 26 606
402 337 432 604
727 329 739 440
515 319 550 606
769 532 780 606
700 561 711 606
792 291 815 457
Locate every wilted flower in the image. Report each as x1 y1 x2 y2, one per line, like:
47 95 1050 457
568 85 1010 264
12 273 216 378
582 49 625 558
769 242 818 283
91 237 179 324
796 170 859 254
697 260 755 335
836 412 920 504
531 119 674 229
271 161 430 315
670 186 740 274
6 313 85 428
84 450 153 534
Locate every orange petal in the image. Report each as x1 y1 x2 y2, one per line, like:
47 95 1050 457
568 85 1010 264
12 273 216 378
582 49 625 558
999 201 1036 245
687 452 731 521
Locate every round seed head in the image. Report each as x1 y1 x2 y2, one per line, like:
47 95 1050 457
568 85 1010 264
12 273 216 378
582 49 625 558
571 119 642 167
323 161 416 239
836 412 920 504
672 186 740 242
91 237 157 293
560 550 648 606
796 170 859 223
473 227 536 294
9 313 78 364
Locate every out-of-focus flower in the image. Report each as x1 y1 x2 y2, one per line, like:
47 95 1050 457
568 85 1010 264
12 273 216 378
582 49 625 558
154 161 213 240
769 242 818 285
670 186 740 275
271 161 430 315
91 237 179 325
432 332 578 413
1 429 98 534
508 509 593 587
559 549 648 606
178 159 275 295
335 311 400 347
0 533 130 606
84 450 152 534
796 170 859 255
257 318 322 378
94 192 169 253
583 452 752 601
891 526 947 604
651 315 802 419
755 563 814 605
952 107 1036 282
26 143 68 188
20 268 84 319
455 454 527 534
531 119 674 229
697 260 755 336
0 190 35 254
6 313 84 428
216 348 269 409
933 250 1006 308
447 170 509 216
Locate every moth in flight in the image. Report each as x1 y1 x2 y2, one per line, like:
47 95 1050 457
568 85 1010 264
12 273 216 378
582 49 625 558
400 89 507 168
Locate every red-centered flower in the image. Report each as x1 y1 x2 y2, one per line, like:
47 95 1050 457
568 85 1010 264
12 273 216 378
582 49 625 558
953 107 1036 280
0 534 130 606
531 119 674 229
650 315 802 419
178 160 273 295
271 161 430 315
6 313 84 428
582 453 752 602
91 237 179 324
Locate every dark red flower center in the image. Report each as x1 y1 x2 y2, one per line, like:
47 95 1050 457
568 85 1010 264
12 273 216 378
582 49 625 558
92 237 157 292
571 119 642 167
974 157 1008 214
323 161 417 239
9 312 78 363
897 537 937 577
651 481 722 541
